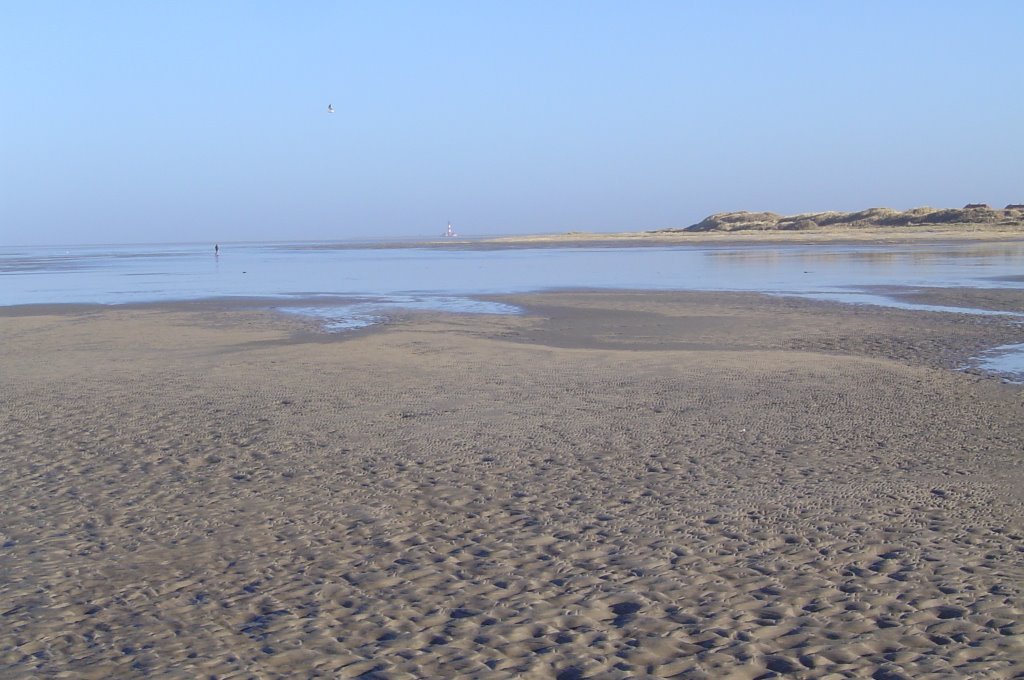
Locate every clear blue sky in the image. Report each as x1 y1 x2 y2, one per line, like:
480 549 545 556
2 1 1022 245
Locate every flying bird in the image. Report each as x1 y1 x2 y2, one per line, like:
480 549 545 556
327 104 335 113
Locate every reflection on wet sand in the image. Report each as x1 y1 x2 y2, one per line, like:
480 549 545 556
707 242 1024 268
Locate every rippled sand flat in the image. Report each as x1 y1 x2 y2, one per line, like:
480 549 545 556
1 292 1022 678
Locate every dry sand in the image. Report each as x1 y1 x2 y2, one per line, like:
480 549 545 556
468 227 1024 248
1 291 1022 679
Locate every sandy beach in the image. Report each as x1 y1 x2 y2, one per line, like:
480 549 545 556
1 290 1022 678
465 225 1024 249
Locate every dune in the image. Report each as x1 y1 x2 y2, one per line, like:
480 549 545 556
468 206 1024 247
678 205 1024 233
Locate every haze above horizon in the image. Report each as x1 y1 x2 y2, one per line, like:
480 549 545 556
3 1 1022 246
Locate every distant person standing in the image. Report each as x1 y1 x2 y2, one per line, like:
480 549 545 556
214 244 219 256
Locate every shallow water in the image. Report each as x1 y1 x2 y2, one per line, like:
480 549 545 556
279 296 523 331
3 240 1023 304
968 343 1024 384
2 239 1022 377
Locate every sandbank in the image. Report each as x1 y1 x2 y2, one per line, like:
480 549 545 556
1 291 1022 678
459 225 1024 248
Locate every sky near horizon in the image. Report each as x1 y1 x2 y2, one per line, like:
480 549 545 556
2 2 1023 245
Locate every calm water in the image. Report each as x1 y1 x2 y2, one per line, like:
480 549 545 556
2 239 1022 378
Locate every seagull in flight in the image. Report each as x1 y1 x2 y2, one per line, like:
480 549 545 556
327 104 335 113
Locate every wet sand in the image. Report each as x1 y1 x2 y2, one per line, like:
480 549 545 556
1 291 1022 678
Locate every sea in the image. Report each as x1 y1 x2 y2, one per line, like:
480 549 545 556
1 238 1022 381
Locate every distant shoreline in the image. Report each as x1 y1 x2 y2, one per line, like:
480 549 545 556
457 206 1024 248
438 224 1024 249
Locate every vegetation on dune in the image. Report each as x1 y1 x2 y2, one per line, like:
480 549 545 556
673 205 1024 232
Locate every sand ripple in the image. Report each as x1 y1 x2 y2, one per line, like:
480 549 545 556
1 295 1022 678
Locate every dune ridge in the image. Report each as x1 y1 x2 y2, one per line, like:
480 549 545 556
676 205 1024 233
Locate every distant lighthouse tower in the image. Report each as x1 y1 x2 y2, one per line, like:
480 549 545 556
443 221 457 237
